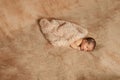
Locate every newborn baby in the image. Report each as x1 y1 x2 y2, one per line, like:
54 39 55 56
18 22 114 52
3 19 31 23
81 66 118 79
39 18 96 52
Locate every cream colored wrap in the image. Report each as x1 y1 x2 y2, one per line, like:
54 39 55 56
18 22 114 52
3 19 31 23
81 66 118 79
39 18 88 47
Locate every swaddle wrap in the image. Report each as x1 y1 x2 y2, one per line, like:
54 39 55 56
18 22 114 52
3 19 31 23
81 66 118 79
40 18 88 47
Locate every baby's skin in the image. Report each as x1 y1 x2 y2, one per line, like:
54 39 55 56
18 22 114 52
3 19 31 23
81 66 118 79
45 38 94 52
70 38 94 52
70 39 82 50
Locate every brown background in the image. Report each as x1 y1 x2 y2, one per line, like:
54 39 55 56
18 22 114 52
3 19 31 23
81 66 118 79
0 0 120 80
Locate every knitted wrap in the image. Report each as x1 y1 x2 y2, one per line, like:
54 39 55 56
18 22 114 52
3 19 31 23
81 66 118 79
40 18 88 47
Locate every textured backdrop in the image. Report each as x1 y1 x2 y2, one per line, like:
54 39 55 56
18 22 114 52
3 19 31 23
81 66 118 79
0 0 120 80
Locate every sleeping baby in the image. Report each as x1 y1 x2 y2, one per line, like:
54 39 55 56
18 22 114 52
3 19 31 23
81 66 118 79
39 18 96 52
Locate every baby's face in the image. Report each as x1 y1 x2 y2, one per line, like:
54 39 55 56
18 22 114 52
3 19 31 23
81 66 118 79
80 40 94 52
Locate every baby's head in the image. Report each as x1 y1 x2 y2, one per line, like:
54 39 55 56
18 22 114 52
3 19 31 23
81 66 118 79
79 37 96 52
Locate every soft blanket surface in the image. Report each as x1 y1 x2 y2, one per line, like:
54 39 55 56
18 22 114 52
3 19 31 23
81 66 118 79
0 0 120 80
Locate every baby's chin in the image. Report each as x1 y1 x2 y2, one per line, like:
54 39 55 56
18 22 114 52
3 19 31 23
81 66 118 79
80 47 84 51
